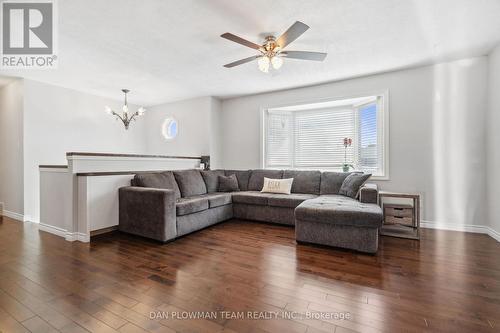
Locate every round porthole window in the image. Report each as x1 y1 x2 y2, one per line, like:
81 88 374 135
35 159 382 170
162 117 178 140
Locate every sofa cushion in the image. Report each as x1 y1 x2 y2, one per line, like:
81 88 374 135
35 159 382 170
267 193 317 208
200 170 225 193
224 170 251 191
176 197 209 216
231 191 269 205
320 172 352 195
339 173 371 198
218 174 240 192
283 170 321 194
247 169 283 191
232 191 316 208
202 193 232 208
133 172 181 199
295 195 383 228
173 170 207 197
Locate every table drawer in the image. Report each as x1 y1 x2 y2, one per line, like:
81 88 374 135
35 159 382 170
385 216 413 226
385 207 413 218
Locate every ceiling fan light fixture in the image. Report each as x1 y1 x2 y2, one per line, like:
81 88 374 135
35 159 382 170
221 21 326 72
258 56 270 73
271 56 283 69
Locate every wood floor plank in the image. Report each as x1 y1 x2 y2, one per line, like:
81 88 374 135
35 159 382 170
0 274 74 330
46 297 119 333
117 323 149 333
58 322 90 333
21 316 60 333
1 216 500 333
0 288 35 322
0 307 30 333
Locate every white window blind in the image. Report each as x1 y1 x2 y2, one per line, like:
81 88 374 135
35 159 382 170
264 96 385 176
294 108 355 168
265 112 292 167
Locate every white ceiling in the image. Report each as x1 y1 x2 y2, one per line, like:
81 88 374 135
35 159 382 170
1 0 499 106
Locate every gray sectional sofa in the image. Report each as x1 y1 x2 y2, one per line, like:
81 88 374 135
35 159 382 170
119 169 383 253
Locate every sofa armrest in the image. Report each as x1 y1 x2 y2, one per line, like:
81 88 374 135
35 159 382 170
119 186 177 242
359 183 378 204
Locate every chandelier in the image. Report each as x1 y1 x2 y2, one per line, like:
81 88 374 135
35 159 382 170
105 89 145 130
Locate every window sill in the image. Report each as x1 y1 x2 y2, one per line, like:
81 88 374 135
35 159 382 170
370 175 389 181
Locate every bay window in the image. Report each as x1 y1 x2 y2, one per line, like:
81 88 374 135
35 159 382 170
263 94 387 178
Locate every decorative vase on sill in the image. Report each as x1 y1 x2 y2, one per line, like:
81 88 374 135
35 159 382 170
342 137 353 173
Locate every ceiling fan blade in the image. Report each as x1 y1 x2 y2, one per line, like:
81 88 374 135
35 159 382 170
281 51 327 61
221 33 262 50
223 55 260 68
276 21 309 49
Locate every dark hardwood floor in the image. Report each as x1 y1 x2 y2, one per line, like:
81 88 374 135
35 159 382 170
0 215 499 333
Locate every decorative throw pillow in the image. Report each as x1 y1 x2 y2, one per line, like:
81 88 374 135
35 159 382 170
261 177 294 194
339 173 372 198
218 174 240 192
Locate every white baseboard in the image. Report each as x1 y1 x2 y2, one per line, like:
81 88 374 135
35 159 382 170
39 222 89 242
65 232 89 242
39 222 66 237
421 220 500 242
1 209 24 222
0 207 39 223
23 215 38 223
487 227 500 242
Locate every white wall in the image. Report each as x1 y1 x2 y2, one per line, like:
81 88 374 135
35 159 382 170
209 97 223 169
145 96 223 168
221 57 489 227
23 79 148 223
0 79 24 217
487 45 500 236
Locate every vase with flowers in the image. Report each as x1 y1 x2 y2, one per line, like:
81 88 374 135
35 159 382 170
342 137 354 172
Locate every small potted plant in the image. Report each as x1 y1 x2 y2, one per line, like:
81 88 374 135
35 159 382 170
342 137 354 172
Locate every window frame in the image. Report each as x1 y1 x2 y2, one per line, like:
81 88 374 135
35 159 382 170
260 90 390 180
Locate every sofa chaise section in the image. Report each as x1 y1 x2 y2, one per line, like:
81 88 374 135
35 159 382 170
295 194 383 253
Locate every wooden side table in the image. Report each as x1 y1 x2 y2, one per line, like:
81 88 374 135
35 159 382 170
378 191 420 240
